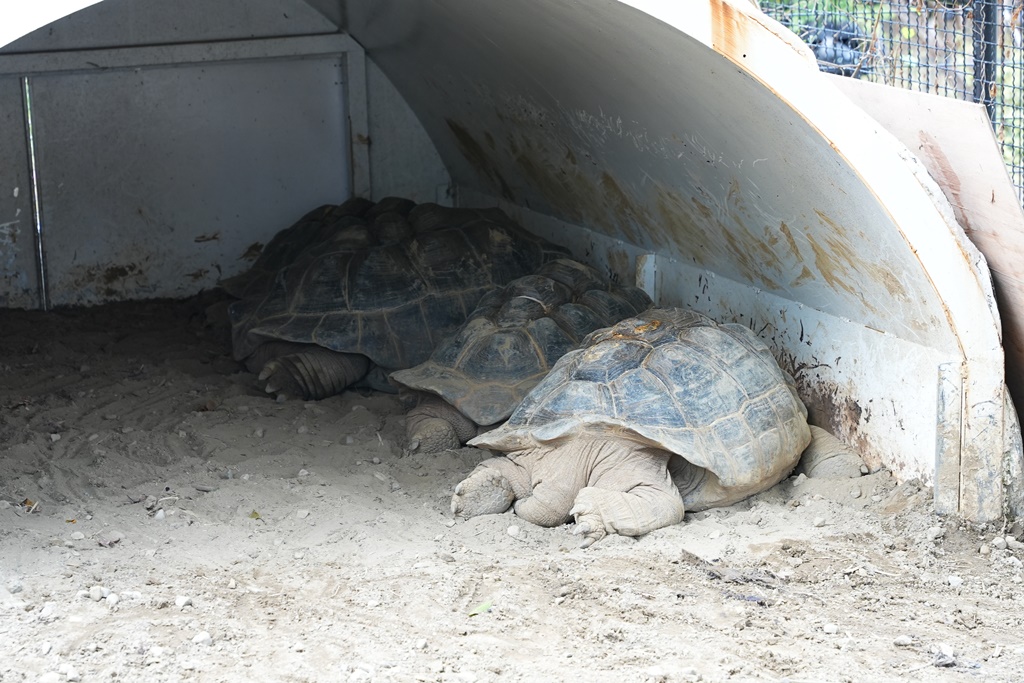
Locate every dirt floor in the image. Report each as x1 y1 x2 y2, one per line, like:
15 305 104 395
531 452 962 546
1 294 1023 683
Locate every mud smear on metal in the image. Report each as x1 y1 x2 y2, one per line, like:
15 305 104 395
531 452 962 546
446 119 515 201
796 374 880 472
240 242 264 262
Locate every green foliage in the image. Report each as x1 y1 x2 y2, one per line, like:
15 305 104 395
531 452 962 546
761 0 1024 201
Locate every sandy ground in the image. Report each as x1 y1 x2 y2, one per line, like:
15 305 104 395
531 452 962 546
1 294 1023 683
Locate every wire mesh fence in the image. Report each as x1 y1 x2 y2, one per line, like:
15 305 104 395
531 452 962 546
759 0 1024 203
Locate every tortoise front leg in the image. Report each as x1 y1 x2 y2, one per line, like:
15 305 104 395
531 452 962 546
451 456 533 518
405 395 478 453
568 445 684 547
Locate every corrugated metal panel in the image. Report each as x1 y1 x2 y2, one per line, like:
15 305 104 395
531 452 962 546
0 78 37 309
0 0 337 53
27 56 350 305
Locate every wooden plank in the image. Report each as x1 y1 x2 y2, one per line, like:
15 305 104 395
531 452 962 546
829 74 1024 410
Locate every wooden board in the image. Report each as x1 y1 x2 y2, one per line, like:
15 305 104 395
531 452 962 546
828 74 1024 408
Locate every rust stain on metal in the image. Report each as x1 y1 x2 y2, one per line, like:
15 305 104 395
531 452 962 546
917 130 972 234
710 0 750 61
813 209 908 305
446 119 515 200
102 264 139 284
597 172 644 245
240 242 264 262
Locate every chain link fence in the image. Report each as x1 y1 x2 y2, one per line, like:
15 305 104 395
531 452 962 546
759 0 1024 202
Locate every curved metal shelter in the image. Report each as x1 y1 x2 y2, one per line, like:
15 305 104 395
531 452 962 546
0 0 1020 521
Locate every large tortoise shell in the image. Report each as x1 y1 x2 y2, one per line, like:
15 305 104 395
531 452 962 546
228 198 568 370
470 308 810 501
390 259 652 425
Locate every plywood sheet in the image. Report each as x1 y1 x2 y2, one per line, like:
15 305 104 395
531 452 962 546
829 74 1024 406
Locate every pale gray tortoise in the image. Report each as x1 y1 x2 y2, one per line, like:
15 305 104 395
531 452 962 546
227 197 569 400
390 258 652 453
451 308 811 547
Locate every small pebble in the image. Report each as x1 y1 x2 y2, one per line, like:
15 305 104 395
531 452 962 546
894 635 913 647
850 488 861 499
294 551 305 560
297 425 309 434
933 642 956 667
792 473 807 488
298 469 310 477
1007 536 1024 551
254 428 265 438
70 531 85 541
345 436 354 444
192 630 213 646
40 642 52 655
813 517 826 528
947 575 964 588
507 525 521 538
175 595 193 608
708 529 722 539
926 526 945 541
415 639 428 650
89 586 104 602
823 623 839 634
980 544 991 555
296 509 310 519
153 509 166 521
50 433 61 442
60 663 80 682
993 536 1008 550
228 579 237 590
372 457 381 465
107 593 120 606
7 580 23 594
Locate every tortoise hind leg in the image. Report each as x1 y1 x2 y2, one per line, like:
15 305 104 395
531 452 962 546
257 346 370 400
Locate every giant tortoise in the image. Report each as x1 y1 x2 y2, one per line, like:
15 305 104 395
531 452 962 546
450 307 811 547
390 258 652 453
227 197 569 400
